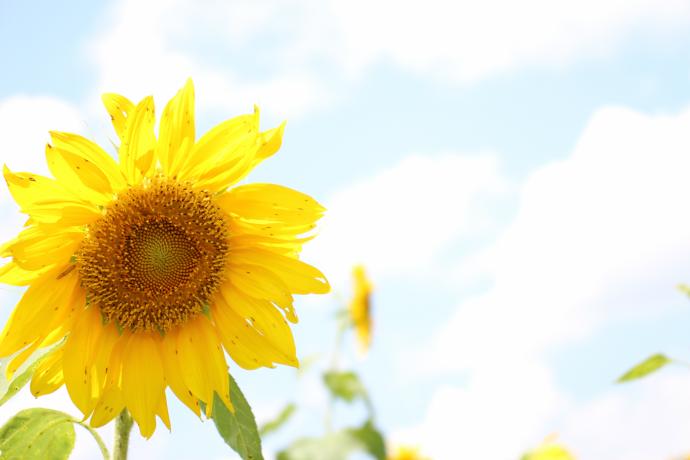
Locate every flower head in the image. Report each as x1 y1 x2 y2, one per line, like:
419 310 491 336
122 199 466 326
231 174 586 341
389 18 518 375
387 446 429 460
522 436 576 460
0 79 329 437
348 265 373 352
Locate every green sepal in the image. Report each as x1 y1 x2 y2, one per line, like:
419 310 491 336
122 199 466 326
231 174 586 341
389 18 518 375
201 301 212 319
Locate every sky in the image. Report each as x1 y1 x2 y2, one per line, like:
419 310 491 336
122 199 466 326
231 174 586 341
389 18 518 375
2 0 690 459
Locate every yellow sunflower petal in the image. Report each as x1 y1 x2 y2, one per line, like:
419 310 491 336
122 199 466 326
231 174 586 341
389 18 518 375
44 272 85 342
90 386 125 428
90 336 127 428
0 260 61 286
212 295 276 369
176 316 231 415
156 391 171 430
192 135 259 192
30 347 65 397
6 340 42 379
7 227 82 271
121 333 165 438
178 111 257 180
217 183 325 226
217 285 298 367
227 264 294 308
159 327 201 417
158 79 195 176
7 304 79 380
46 145 109 205
49 131 126 194
0 268 80 357
102 93 135 142
182 108 286 192
119 96 156 184
3 166 101 225
230 248 329 295
350 265 374 352
25 205 102 227
62 306 117 417
252 120 285 165
229 233 313 257
229 215 319 242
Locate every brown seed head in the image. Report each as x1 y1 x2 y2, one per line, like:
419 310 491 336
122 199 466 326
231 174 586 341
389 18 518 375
78 178 229 332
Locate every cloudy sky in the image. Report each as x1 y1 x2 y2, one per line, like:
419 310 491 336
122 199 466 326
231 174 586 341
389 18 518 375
2 1 690 459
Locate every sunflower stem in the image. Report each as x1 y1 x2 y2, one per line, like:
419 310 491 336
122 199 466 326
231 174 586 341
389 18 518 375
329 318 348 370
325 317 348 433
113 409 134 460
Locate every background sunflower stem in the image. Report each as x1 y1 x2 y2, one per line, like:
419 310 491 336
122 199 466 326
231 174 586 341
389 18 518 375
325 318 348 433
329 319 347 369
113 409 134 460
74 420 110 460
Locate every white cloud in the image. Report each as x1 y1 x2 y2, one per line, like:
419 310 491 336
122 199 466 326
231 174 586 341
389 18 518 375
561 371 690 460
330 0 690 83
304 153 506 284
403 370 690 460
0 96 84 175
400 104 690 458
87 0 334 120
393 361 566 460
86 0 690 121
430 105 690 372
0 96 85 244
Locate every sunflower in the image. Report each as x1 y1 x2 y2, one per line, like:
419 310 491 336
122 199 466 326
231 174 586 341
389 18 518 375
387 446 429 460
0 79 329 437
522 437 575 460
348 265 373 352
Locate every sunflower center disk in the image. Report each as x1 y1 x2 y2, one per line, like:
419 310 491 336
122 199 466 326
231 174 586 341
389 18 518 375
127 221 199 292
78 179 229 332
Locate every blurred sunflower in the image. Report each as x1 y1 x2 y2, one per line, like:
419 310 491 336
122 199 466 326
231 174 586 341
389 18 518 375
387 446 429 460
348 265 373 352
0 79 329 437
521 437 575 460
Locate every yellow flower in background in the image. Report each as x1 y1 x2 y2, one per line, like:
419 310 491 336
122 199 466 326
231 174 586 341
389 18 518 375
387 446 430 460
348 265 373 352
0 79 329 437
521 436 576 460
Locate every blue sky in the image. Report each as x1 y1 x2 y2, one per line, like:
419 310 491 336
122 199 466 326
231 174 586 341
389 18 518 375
2 1 690 459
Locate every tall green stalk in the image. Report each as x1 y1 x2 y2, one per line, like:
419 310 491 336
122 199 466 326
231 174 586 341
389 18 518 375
113 410 134 460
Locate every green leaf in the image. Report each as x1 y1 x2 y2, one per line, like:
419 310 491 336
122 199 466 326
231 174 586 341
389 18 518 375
0 408 75 460
277 432 360 460
323 371 368 403
211 374 264 460
617 353 671 382
0 346 56 407
347 420 386 460
259 403 296 437
277 420 386 460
